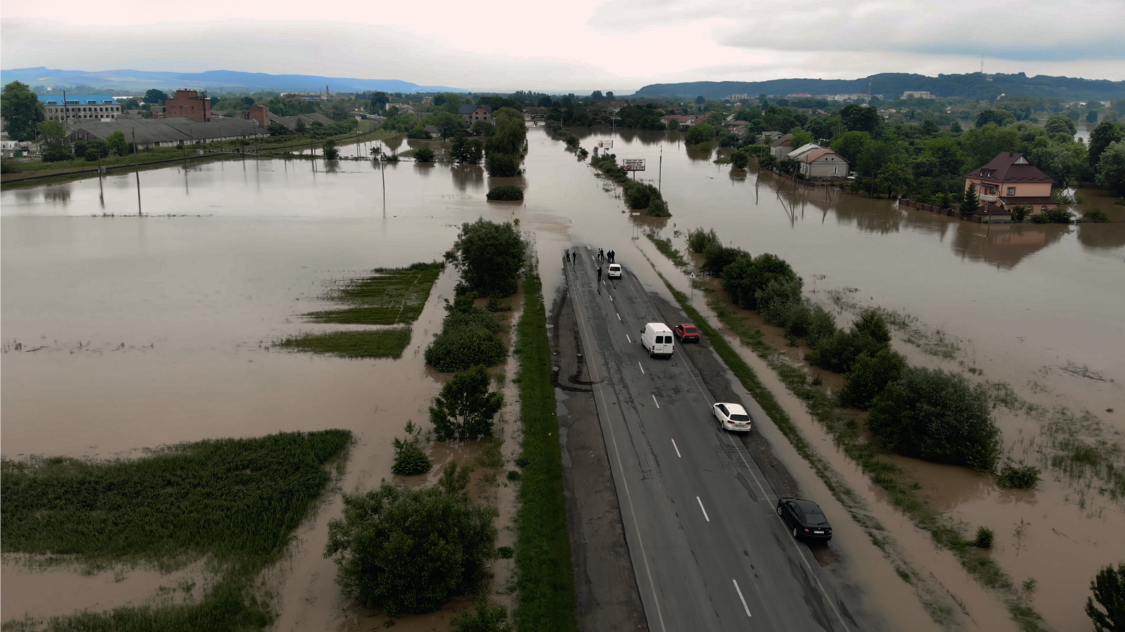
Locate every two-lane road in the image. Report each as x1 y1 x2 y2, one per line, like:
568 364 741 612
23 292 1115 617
566 248 851 632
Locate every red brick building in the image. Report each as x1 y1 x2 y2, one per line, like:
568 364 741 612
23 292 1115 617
164 90 212 123
247 104 270 129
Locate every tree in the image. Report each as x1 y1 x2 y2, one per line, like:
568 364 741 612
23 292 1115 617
722 253 801 311
452 219 526 297
685 123 716 144
876 162 910 198
867 367 1000 471
143 89 167 104
451 136 484 164
295 118 307 133
429 366 504 442
840 104 881 134
831 131 872 166
841 348 907 409
426 111 467 139
321 139 340 160
960 183 980 217
392 421 431 476
37 120 73 162
789 128 815 148
323 473 497 618
1096 141 1125 195
1044 115 1077 136
1089 122 1125 170
731 151 749 169
1086 563 1125 632
414 147 436 163
485 152 519 177
1 81 46 142
975 109 1015 128
472 121 494 137
105 130 129 156
695 95 706 106
666 119 681 132
84 140 110 161
950 120 963 133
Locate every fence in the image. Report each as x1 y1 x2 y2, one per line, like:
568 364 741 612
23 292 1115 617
898 198 1007 223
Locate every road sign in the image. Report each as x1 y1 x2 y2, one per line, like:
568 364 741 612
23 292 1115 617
622 158 646 172
598 140 613 149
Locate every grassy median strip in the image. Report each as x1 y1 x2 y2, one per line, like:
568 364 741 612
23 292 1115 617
511 274 579 632
1 430 352 631
277 328 412 359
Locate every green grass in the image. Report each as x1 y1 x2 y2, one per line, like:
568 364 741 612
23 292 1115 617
304 263 443 326
645 234 689 268
511 274 579 632
277 328 412 359
1 430 352 631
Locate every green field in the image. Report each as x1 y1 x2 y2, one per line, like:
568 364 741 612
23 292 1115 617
303 262 443 326
277 328 412 359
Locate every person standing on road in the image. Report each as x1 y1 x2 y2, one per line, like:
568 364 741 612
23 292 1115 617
565 251 571 264
609 249 615 263
597 266 602 283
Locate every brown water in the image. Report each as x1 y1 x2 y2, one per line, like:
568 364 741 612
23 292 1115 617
3 127 1123 631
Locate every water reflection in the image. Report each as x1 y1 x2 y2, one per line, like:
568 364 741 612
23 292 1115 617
1077 222 1125 250
952 223 1069 269
451 165 485 192
685 144 713 162
44 187 73 205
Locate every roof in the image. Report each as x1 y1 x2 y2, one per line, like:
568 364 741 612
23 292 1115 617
975 201 1012 216
769 134 794 147
459 104 492 114
967 152 1052 183
38 94 117 106
800 148 846 164
69 118 266 144
787 143 821 159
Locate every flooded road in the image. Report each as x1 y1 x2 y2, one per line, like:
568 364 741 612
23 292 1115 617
3 127 1123 631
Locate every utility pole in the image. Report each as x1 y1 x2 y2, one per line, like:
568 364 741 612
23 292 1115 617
132 129 142 215
659 145 663 194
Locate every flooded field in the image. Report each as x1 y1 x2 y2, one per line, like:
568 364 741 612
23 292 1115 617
3 127 1123 631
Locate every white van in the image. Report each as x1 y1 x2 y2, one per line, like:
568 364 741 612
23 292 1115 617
640 323 675 358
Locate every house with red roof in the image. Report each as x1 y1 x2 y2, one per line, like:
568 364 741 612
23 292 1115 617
797 147 849 178
965 152 1058 216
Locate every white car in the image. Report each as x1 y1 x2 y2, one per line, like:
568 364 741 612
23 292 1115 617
607 263 622 279
713 402 752 432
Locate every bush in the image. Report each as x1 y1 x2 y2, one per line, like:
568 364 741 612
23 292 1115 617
424 296 507 372
322 139 340 160
807 329 884 373
485 152 520 177
324 467 497 618
392 421 432 476
867 366 1000 471
1083 208 1110 223
506 470 521 481
622 181 661 210
687 228 720 253
564 134 579 149
1033 207 1073 224
486 185 524 201
42 147 75 163
841 348 908 409
451 594 513 632
756 278 805 329
429 366 505 442
452 219 527 297
701 243 746 278
974 527 995 549
84 140 110 161
1085 563 1125 632
414 147 436 163
722 253 801 311
647 197 671 217
731 151 749 169
0 159 19 174
995 460 1041 489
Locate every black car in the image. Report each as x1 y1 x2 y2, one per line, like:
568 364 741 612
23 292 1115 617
776 497 833 542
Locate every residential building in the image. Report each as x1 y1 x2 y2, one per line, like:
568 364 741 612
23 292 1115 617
797 148 849 178
964 152 1058 215
902 91 936 99
660 114 697 127
769 134 796 159
786 93 813 98
38 94 121 123
459 104 493 124
786 143 821 161
726 93 750 101
164 90 212 123
421 97 433 107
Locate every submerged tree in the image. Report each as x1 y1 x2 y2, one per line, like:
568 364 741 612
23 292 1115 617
429 366 504 442
1086 563 1125 632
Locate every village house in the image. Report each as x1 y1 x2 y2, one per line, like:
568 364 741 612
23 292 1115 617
786 143 821 161
660 114 696 128
797 148 849 178
769 134 796 159
965 152 1058 216
459 104 493 124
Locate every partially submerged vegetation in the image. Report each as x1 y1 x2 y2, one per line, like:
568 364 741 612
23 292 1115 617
648 230 1045 630
1 430 352 631
589 153 671 216
277 328 412 359
425 294 507 372
487 185 524 201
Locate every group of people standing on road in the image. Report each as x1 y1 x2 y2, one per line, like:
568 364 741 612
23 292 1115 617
597 248 616 263
563 247 616 284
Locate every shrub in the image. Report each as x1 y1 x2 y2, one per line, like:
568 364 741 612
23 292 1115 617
974 527 995 549
414 147 436 163
1037 207 1073 224
486 185 524 201
564 134 579 149
322 139 340 160
451 594 513 632
485 152 520 177
42 147 75 163
324 467 497 618
622 181 661 210
701 242 746 277
731 151 749 169
0 159 19 174
1010 204 1031 222
429 366 505 442
995 460 1041 489
1083 208 1110 223
424 296 507 372
805 304 839 347
867 366 1000 471
722 253 801 311
392 421 432 476
1085 563 1125 632
853 309 892 345
841 348 908 409
807 329 884 373
451 219 526 297
647 197 671 217
756 278 805 331
506 470 521 481
687 228 720 253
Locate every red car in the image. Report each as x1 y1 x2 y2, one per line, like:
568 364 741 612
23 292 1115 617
673 324 700 343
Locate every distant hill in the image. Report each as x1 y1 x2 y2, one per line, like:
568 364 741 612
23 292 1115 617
634 72 1125 101
0 67 467 94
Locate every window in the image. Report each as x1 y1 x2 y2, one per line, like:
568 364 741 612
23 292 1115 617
1041 206 1048 212
1007 187 1016 196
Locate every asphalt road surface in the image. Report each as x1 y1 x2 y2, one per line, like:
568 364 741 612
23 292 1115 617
566 248 853 632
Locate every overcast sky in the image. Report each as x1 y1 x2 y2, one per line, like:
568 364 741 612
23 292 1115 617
3 0 1123 92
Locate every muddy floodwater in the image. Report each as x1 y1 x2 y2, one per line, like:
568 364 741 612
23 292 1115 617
3 127 1123 631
